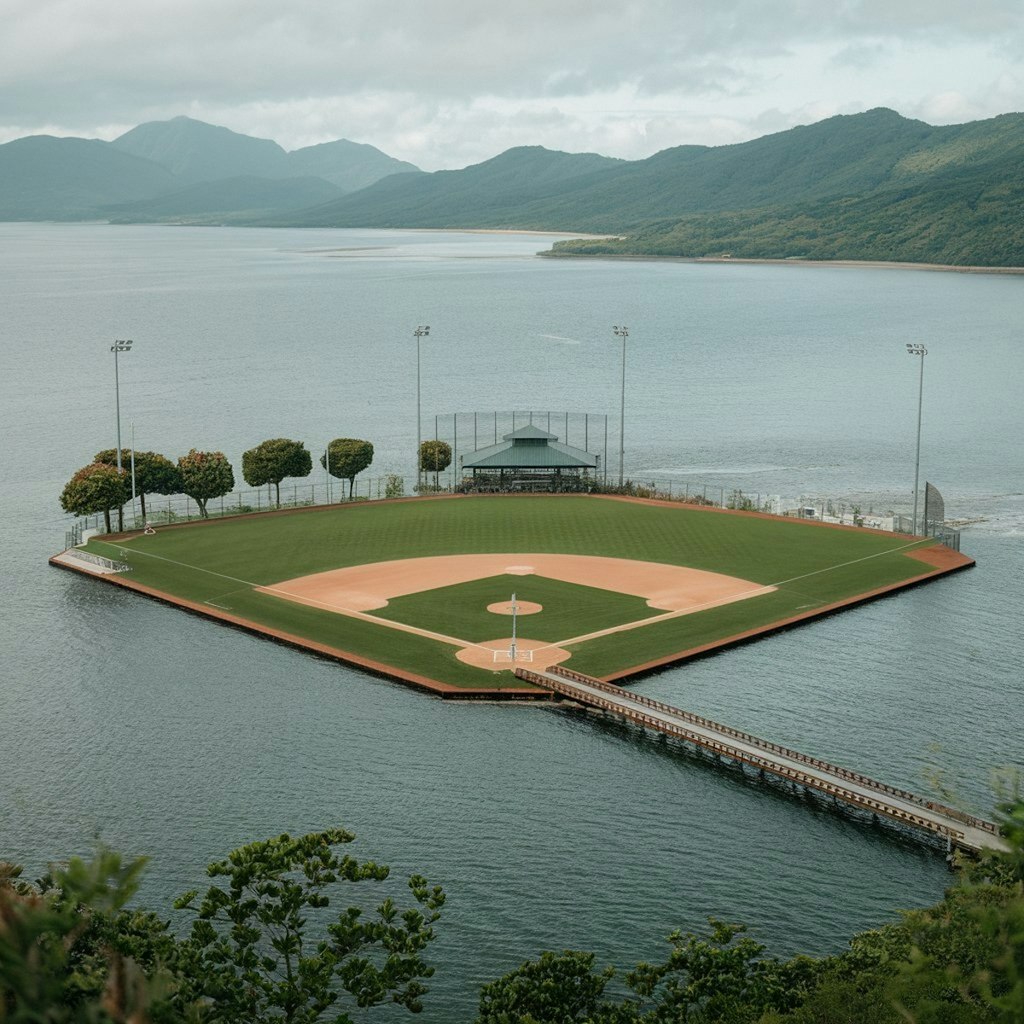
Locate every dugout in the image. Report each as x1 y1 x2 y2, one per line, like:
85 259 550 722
460 424 599 492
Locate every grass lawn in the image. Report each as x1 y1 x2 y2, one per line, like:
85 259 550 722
371 573 655 642
84 495 936 688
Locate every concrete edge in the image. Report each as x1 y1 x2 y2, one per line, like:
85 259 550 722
47 556 549 702
598 545 976 683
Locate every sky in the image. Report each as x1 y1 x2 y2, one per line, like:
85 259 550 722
2 0 1023 170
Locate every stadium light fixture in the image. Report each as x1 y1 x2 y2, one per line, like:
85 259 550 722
613 326 629 487
906 343 928 535
414 325 430 489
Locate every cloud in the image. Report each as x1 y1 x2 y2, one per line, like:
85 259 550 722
2 1 1024 167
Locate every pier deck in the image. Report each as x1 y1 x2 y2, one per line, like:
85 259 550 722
516 665 1005 854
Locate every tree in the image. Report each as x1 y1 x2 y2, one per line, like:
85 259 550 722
621 919 820 1023
882 786 1024 1024
418 440 452 490
177 450 235 518
477 922 821 1024
241 438 313 508
59 462 130 533
476 950 615 1024
95 448 182 520
321 439 374 499
0 849 180 1022
172 828 445 1024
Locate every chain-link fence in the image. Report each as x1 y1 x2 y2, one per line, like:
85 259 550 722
62 466 964 554
68 476 410 539
891 512 962 550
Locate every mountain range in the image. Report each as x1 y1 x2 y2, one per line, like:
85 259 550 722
2 109 1023 266
0 116 420 222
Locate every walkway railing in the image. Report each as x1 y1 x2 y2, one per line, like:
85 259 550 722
516 666 1003 852
64 549 132 573
545 667 998 835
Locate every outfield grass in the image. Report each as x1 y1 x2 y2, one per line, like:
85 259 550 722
85 496 936 689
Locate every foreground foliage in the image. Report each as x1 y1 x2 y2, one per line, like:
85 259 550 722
172 829 444 1023
474 794 1024 1024
1 830 444 1023
3 799 1021 1023
0 849 176 1022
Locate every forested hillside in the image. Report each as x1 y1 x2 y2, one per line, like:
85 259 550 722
545 114 1024 266
268 108 1024 267
270 145 623 228
4 108 1024 265
549 147 1024 267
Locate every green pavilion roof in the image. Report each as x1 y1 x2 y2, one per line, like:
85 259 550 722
462 426 598 470
501 424 557 441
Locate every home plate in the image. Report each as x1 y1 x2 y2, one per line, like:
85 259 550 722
456 638 571 673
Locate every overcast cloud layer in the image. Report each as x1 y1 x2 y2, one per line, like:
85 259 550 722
2 0 1023 169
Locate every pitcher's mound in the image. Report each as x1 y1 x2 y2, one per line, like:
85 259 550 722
487 600 542 616
456 638 571 673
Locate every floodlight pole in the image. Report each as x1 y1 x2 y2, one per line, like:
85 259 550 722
613 326 629 487
414 325 430 490
111 339 132 531
110 339 132 474
906 344 927 535
130 420 138 526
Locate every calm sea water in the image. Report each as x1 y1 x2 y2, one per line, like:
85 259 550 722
1 224 1022 1022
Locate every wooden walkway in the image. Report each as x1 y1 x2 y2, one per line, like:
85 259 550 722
515 665 1006 854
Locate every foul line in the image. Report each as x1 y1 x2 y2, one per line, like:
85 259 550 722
539 537 934 651
94 534 935 662
91 541 490 652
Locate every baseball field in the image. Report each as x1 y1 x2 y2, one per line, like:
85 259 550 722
71 494 968 695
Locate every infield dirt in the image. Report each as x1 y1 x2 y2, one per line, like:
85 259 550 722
261 553 770 614
258 553 773 672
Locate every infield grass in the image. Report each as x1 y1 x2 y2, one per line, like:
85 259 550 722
86 495 937 689
371 574 654 642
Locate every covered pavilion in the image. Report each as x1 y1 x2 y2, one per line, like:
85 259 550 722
460 424 599 492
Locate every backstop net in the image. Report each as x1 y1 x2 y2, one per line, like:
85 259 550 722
923 481 961 551
422 410 611 488
923 482 945 532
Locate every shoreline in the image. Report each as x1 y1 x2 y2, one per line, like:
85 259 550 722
14 222 1019 272
417 227 614 239
538 250 1024 275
